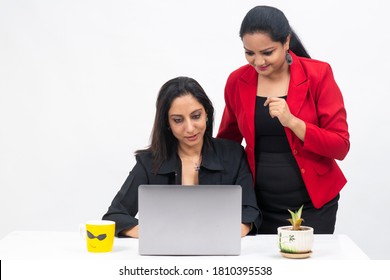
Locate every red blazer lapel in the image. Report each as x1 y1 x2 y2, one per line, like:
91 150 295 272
287 52 309 117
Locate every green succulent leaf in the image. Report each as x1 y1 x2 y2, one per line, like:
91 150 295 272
287 205 304 230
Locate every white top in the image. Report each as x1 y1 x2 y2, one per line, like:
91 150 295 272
0 231 369 260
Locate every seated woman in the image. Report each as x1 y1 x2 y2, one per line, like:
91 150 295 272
102 76 261 238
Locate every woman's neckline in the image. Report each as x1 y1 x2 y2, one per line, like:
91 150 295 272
257 95 287 98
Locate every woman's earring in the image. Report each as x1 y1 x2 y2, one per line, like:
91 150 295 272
286 52 293 65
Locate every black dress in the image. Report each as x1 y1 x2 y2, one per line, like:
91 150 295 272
255 96 339 234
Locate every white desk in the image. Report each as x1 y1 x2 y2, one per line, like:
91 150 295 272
0 231 369 260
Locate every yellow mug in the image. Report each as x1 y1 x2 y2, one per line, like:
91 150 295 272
80 220 115 253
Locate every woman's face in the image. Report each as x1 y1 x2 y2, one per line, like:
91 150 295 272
242 32 290 77
168 94 207 150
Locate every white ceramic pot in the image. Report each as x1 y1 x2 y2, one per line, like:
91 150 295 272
277 226 314 254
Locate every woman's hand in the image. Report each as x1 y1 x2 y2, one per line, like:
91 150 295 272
264 97 292 126
264 97 306 141
121 225 139 238
241 223 252 237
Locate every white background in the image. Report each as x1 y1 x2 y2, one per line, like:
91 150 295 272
1 0 389 260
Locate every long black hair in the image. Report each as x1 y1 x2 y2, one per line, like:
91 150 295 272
239 6 310 58
136 76 214 172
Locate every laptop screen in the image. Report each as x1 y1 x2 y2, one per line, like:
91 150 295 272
138 184 242 256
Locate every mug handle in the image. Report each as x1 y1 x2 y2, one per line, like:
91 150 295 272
79 223 86 240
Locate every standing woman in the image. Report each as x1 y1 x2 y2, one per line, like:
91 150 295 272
217 6 350 234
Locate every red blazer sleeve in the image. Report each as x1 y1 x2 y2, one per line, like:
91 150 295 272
217 75 244 144
299 63 350 160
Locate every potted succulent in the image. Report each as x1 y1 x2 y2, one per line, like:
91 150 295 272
277 205 314 259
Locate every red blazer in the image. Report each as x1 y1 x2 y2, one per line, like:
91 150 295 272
217 52 350 209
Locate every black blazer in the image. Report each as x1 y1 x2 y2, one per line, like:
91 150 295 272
102 138 261 236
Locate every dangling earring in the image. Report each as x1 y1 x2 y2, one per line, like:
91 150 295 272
286 51 293 65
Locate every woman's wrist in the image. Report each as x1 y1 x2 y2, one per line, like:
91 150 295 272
121 225 139 238
241 223 252 237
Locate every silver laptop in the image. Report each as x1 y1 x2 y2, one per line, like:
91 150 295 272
138 184 242 256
